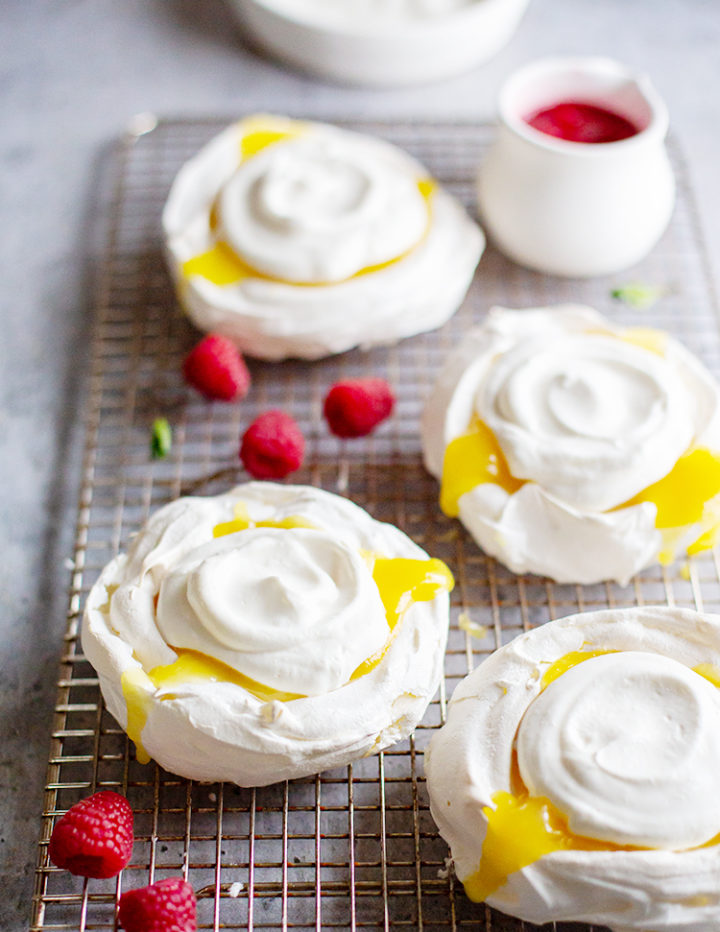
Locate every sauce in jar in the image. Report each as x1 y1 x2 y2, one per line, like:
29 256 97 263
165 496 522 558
526 101 639 144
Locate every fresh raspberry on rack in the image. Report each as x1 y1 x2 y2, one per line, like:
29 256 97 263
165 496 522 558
240 410 305 479
323 378 396 438
48 790 134 879
182 333 251 401
118 877 197 932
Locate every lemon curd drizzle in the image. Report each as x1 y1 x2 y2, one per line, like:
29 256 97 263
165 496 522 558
579 325 668 357
439 418 523 517
463 787 626 904
693 663 720 689
120 653 303 765
540 648 616 689
239 120 306 161
352 553 454 679
463 651 720 903
620 326 669 357
212 505 318 538
619 449 720 561
119 505 454 764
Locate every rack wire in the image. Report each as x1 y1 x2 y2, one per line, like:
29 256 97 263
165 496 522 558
30 117 720 932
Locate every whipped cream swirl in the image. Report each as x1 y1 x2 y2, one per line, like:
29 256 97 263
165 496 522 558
426 606 720 931
83 483 451 786
219 136 428 283
163 115 484 359
422 305 720 584
480 332 694 511
518 651 720 849
156 527 387 695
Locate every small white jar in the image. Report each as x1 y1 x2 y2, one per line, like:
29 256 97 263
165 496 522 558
477 57 675 277
228 0 531 87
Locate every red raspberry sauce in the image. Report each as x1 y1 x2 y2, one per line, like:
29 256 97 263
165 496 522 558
525 101 639 144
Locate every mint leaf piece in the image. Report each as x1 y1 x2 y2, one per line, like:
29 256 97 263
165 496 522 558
611 283 664 309
150 417 172 459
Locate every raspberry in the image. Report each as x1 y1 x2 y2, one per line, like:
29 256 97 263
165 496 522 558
240 410 305 479
48 790 134 879
323 378 395 438
183 333 251 401
119 877 197 932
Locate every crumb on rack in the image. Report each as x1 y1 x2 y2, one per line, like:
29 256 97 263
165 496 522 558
458 612 488 639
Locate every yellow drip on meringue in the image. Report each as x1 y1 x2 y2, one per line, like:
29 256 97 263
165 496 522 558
119 507 453 765
619 326 669 357
121 667 155 765
620 448 720 561
694 663 720 688
464 784 633 904
149 650 304 704
239 118 305 161
351 554 454 679
582 325 668 357
440 418 523 517
212 507 318 537
121 652 304 764
540 648 616 689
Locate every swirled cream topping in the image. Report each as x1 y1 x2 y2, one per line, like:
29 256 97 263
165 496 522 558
163 116 484 359
422 305 720 584
479 333 694 511
517 651 720 849
155 527 389 695
218 136 429 283
425 607 720 930
82 483 453 785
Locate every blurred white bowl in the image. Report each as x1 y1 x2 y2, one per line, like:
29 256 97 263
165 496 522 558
228 0 531 87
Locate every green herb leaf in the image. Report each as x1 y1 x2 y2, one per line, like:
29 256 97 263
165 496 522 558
151 417 172 459
611 282 665 309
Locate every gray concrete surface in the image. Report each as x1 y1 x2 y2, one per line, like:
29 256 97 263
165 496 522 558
1 0 719 927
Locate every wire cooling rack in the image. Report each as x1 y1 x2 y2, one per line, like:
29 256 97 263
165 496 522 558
31 116 720 932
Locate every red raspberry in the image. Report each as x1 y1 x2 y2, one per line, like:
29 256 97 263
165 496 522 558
323 378 395 438
119 877 197 932
48 790 134 879
240 410 305 479
182 333 251 401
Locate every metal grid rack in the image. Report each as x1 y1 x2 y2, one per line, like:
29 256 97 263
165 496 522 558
30 117 720 932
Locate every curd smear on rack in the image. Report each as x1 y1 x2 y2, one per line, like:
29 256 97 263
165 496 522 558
82 483 453 785
422 305 720 584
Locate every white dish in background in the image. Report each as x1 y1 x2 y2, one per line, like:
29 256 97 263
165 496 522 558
477 56 675 277
227 0 531 87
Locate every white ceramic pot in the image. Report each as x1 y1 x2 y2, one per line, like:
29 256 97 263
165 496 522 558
477 57 676 277
227 0 531 87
